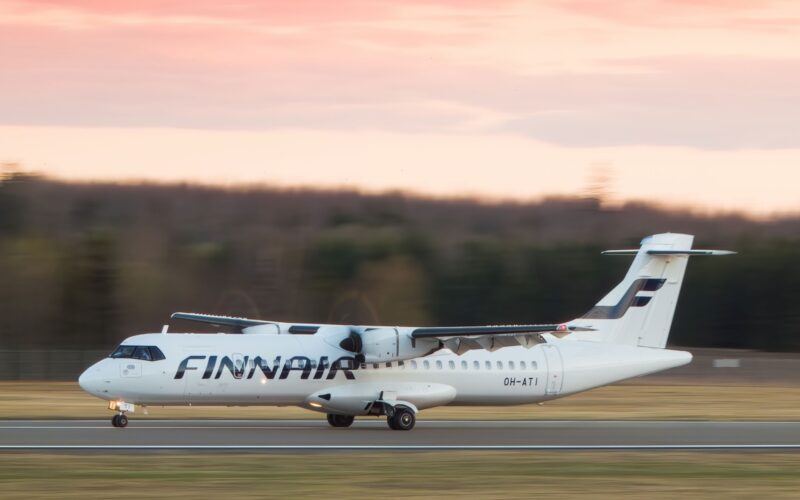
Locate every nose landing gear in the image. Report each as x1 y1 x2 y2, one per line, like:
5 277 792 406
108 401 135 428
111 414 128 428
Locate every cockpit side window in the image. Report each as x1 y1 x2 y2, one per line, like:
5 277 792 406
109 345 166 361
148 346 166 361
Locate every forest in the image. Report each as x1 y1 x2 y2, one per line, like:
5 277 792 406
1 168 798 351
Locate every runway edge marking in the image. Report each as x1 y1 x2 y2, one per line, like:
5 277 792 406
2 444 800 450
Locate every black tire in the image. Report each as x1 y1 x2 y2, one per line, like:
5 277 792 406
117 414 129 428
389 406 415 431
111 415 119 427
326 414 354 428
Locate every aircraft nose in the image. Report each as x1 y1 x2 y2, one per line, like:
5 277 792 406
78 368 94 393
78 364 105 396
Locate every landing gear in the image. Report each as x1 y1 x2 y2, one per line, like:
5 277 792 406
387 405 415 431
326 414 355 428
108 401 134 428
111 414 129 428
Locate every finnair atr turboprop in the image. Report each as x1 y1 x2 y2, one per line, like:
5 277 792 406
79 233 733 430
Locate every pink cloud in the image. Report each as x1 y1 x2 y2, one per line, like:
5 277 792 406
2 0 800 150
558 0 775 26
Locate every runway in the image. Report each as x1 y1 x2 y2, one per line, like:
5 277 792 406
1 420 799 450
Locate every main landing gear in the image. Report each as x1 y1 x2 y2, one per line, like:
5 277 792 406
325 409 415 430
326 414 355 428
386 405 415 431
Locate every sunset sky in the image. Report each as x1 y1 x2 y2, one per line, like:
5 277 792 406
2 0 800 215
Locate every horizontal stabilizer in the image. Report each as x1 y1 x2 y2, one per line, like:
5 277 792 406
646 249 736 256
602 249 736 256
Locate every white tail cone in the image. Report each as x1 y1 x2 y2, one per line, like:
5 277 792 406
556 341 693 396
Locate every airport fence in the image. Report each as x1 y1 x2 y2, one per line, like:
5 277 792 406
0 347 798 384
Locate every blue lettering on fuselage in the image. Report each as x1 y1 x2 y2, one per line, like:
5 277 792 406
174 355 357 380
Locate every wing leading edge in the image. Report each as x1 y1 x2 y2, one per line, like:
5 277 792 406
170 312 270 330
170 312 593 355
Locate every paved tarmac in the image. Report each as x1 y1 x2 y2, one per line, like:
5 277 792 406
1 420 799 450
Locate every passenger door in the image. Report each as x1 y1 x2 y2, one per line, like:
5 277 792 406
541 344 563 395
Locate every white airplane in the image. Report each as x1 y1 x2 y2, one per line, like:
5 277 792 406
79 233 732 430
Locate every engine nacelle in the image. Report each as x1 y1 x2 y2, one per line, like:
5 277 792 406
338 328 439 363
361 328 399 363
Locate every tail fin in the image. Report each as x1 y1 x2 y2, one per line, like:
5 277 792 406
567 233 733 348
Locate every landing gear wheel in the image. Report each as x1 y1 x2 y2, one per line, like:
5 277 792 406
326 414 355 428
112 414 128 428
387 406 415 431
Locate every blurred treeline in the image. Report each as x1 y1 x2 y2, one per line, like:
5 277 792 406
1 169 799 351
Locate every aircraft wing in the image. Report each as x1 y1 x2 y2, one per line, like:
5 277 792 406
170 312 271 330
410 324 588 354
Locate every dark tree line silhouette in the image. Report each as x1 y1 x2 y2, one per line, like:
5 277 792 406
1 170 798 351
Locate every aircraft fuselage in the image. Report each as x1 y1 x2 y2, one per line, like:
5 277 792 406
80 332 691 411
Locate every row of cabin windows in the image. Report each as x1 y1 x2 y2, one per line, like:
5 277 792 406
359 360 538 371
277 359 540 371
170 357 539 371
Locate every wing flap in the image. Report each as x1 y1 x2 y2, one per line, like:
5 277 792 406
411 324 591 354
411 324 562 338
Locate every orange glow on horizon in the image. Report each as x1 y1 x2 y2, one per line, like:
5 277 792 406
1 1 799 216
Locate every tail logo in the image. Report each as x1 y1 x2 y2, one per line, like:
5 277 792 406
582 278 665 320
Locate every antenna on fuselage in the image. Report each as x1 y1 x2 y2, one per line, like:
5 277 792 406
161 324 169 334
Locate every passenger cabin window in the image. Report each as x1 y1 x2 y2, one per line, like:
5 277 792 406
473 361 480 370
509 361 515 370
520 361 527 370
449 360 456 370
411 360 418 370
531 361 538 370
423 360 430 370
485 361 492 370
497 361 503 370
435 360 443 370
461 361 468 370
399 361 405 369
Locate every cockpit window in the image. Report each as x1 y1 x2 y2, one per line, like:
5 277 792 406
110 345 136 359
109 345 166 361
149 346 166 361
133 346 151 361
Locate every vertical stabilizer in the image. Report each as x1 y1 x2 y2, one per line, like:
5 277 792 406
568 233 730 348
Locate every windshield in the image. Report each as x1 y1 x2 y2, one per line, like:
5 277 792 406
109 345 166 361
